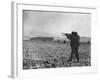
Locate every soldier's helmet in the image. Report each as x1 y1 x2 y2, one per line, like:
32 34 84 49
71 31 78 35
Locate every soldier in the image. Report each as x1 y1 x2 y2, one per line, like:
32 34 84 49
62 32 80 62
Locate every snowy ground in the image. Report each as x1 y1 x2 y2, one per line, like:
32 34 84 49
23 40 91 69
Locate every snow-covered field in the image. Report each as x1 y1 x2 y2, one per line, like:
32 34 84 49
23 40 91 69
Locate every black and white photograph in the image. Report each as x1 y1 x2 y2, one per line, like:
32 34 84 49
23 10 91 70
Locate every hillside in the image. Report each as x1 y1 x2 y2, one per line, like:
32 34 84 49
80 37 91 43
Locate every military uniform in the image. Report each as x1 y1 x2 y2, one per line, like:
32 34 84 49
67 32 80 62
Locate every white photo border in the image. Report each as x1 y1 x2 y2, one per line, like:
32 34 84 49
11 2 97 78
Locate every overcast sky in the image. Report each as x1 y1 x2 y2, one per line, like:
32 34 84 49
23 10 91 38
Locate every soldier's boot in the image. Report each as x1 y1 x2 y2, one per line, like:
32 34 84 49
75 52 79 62
67 53 73 62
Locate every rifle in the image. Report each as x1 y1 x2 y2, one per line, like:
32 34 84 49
62 33 71 36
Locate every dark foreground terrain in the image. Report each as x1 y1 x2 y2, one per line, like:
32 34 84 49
23 40 91 69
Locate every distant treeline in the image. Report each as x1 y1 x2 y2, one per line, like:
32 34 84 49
30 37 53 41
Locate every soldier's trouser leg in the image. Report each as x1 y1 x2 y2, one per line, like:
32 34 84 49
68 48 74 61
70 49 74 60
75 48 79 62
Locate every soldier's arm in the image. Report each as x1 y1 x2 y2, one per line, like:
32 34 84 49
66 34 72 40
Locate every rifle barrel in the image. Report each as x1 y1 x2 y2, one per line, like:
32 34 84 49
62 33 67 34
